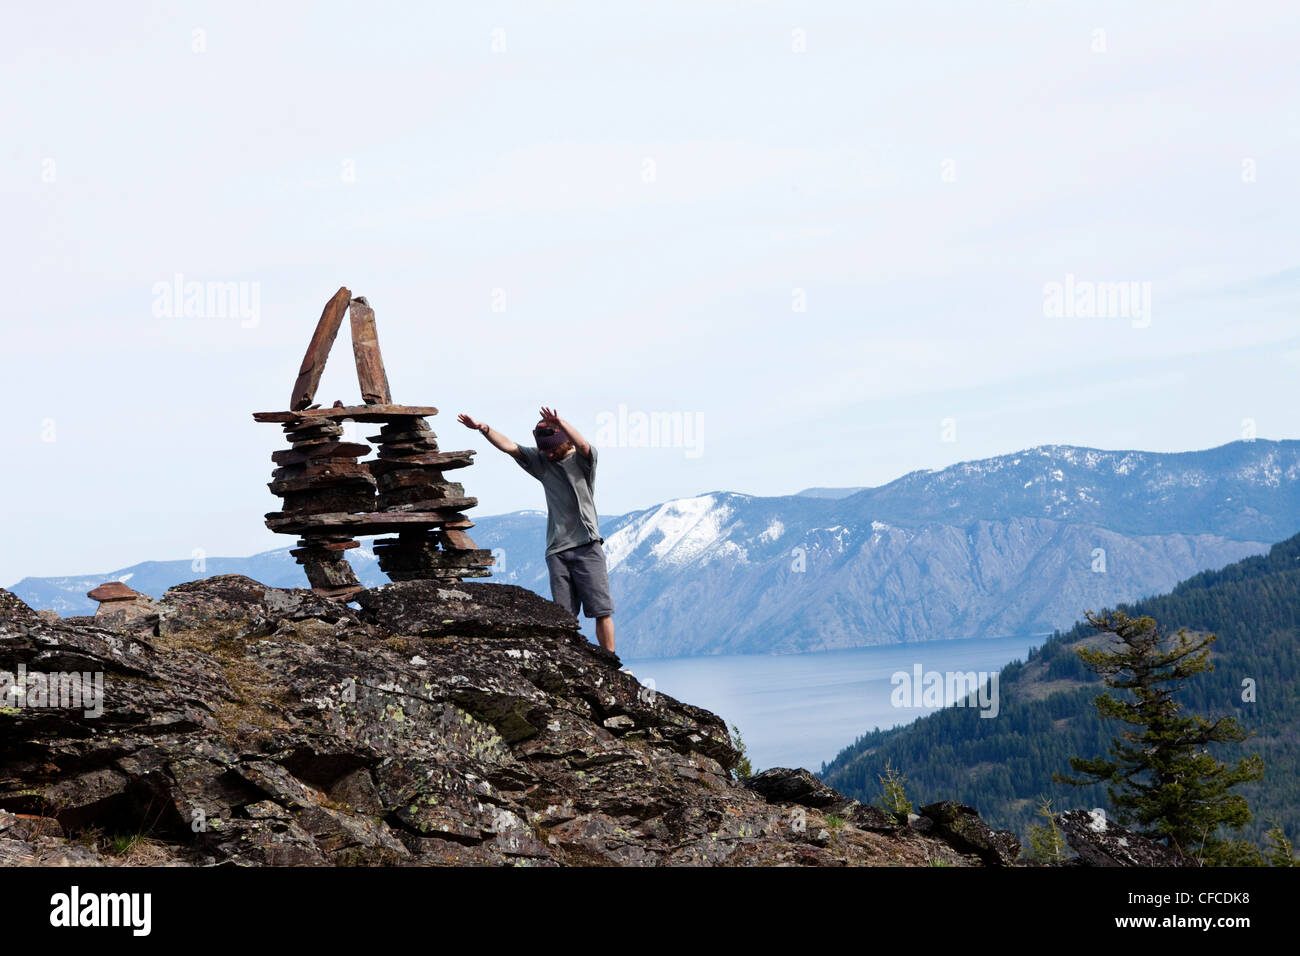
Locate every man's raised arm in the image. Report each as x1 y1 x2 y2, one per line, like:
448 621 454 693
458 413 524 462
539 406 591 459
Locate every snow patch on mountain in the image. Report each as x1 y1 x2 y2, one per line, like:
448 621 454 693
707 540 748 565
604 494 734 570
1235 455 1283 487
649 496 732 566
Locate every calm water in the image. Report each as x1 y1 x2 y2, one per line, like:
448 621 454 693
623 635 1044 773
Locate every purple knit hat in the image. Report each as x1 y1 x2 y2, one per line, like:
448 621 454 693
533 422 568 451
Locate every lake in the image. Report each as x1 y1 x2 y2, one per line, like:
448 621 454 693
623 634 1044 773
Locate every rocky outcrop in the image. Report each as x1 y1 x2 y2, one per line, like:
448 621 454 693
0 578 1169 866
743 767 900 833
1055 809 1197 867
0 590 39 626
919 801 1022 866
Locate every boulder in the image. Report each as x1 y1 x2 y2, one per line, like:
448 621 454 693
1055 809 1196 867
744 767 843 808
0 589 39 627
744 767 901 833
920 800 1022 866
353 580 580 639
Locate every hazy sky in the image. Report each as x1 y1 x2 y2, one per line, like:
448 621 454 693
3 1 1299 585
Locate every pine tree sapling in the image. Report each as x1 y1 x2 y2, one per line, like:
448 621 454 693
1026 796 1068 863
730 723 754 780
1265 821 1297 867
876 759 913 819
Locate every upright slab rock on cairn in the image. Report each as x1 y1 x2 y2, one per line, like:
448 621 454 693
254 287 494 599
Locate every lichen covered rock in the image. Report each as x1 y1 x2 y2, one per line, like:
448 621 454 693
1055 809 1196 867
0 578 1166 867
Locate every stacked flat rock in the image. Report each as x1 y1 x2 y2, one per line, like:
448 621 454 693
266 416 373 599
255 405 495 595
367 416 494 581
255 286 493 597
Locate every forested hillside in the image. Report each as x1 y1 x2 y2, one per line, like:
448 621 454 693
819 530 1300 848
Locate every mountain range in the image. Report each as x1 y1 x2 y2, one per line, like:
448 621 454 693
12 440 1300 659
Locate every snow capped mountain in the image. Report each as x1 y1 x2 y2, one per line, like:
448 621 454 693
10 440 1300 657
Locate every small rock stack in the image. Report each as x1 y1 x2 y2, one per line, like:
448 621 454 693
86 581 160 629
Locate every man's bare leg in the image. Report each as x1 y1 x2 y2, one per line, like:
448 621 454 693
595 615 615 653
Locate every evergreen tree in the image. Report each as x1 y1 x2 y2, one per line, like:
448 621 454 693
1054 610 1265 863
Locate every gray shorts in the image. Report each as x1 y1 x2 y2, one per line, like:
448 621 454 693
546 540 615 619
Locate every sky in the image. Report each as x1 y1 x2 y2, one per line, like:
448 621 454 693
2 1 1299 585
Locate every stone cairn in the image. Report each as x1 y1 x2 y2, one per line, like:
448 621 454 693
253 287 493 599
85 582 160 628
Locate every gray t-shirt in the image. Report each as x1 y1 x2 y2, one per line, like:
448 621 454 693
515 444 603 556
